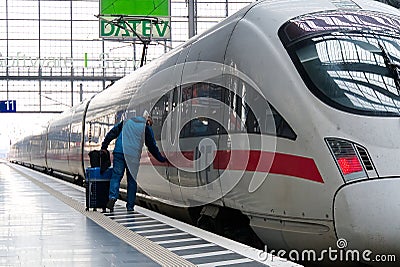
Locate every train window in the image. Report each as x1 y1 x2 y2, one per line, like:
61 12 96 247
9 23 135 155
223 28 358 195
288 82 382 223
244 95 296 140
269 104 297 140
178 82 296 140
172 86 179 110
151 92 170 140
171 87 179 141
245 104 259 133
226 81 296 140
180 117 222 138
280 11 400 116
180 83 226 138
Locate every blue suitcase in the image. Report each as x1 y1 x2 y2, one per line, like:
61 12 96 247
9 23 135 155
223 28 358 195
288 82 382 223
85 167 112 211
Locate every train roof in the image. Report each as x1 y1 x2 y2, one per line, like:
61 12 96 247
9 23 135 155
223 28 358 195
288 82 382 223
120 0 400 76
87 0 400 117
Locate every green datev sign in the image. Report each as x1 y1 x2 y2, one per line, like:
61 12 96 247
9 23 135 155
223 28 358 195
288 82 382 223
100 19 170 39
100 0 170 40
101 0 169 16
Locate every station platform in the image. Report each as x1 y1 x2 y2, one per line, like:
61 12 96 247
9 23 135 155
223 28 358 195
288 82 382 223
0 161 301 267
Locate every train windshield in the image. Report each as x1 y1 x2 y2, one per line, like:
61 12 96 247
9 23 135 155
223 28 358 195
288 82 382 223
279 11 400 116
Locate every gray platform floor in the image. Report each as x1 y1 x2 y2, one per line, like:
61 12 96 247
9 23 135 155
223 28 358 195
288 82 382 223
0 162 160 267
0 162 300 267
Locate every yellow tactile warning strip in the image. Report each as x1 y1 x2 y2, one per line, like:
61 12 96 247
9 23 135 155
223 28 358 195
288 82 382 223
10 164 196 267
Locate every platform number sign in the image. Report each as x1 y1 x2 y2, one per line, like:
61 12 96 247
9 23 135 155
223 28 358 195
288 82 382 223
0 100 16 113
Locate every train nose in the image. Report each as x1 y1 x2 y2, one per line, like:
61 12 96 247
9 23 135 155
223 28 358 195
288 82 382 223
334 178 400 264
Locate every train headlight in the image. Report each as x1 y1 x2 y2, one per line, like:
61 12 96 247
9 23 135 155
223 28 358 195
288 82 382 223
326 138 368 182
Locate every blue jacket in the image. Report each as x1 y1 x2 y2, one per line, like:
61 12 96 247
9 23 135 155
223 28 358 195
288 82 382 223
101 116 166 163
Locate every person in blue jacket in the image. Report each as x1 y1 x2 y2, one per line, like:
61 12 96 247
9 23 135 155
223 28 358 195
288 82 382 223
101 113 166 212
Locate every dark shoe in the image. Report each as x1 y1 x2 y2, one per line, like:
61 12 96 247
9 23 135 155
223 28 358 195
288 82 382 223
127 207 134 212
106 198 116 211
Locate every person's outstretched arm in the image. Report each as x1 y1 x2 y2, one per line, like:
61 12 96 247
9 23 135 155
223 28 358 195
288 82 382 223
101 121 123 150
145 125 166 162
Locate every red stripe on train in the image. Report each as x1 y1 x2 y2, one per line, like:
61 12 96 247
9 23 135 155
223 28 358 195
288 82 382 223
141 150 324 183
214 150 324 183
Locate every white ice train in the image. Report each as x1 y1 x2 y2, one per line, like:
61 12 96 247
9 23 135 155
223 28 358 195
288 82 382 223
9 0 400 264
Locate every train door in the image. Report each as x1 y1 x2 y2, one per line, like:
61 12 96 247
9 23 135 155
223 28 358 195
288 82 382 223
69 100 90 178
164 46 191 206
47 109 73 173
165 87 183 204
178 82 225 206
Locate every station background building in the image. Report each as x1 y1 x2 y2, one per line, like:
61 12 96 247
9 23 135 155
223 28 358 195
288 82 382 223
0 0 253 156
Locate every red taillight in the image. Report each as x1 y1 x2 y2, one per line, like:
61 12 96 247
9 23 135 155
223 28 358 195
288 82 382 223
337 156 363 175
326 138 367 182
